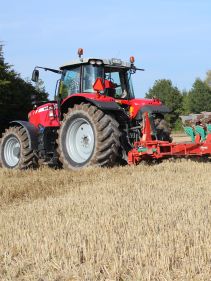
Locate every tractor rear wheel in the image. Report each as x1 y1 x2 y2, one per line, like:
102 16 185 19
0 126 37 169
56 103 120 170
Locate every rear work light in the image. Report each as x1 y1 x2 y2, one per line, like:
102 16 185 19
89 59 96 65
111 58 122 65
48 105 55 119
96 60 103 65
89 59 103 65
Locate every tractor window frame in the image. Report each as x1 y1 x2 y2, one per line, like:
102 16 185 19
126 71 135 99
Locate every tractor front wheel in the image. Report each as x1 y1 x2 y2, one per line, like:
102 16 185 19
0 126 37 169
56 103 120 170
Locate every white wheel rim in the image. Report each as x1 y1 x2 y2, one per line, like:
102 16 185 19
4 136 20 167
66 118 95 164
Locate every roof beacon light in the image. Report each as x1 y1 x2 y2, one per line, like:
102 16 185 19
78 48 84 60
130 56 135 64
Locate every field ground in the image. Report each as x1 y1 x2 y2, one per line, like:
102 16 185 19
1 154 211 280
172 133 191 143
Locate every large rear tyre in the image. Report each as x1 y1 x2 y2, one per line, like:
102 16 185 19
57 103 120 170
0 126 37 169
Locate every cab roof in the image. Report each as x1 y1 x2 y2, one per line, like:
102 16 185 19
60 58 131 70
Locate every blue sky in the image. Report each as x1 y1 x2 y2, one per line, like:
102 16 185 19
0 0 211 99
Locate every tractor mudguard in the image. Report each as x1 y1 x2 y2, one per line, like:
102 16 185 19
135 105 171 120
89 100 129 121
90 100 122 111
62 95 123 111
10 121 38 150
61 95 129 121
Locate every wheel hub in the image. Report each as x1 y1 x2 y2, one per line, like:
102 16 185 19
81 135 90 147
4 136 20 167
66 118 94 164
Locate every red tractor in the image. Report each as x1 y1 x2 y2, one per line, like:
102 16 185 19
0 49 171 169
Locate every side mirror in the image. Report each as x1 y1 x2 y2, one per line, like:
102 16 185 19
93 78 105 93
31 69 39 82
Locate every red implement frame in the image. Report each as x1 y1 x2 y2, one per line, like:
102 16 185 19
128 112 211 165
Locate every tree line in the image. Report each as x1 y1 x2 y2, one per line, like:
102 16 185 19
0 44 48 134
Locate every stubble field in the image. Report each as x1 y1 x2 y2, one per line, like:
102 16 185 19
1 141 211 280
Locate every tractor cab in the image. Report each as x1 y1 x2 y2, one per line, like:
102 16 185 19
58 49 140 101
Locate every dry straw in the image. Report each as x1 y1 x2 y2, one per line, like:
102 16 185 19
1 159 211 280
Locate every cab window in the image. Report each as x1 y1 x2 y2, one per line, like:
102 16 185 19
82 65 103 93
60 66 81 98
105 69 129 99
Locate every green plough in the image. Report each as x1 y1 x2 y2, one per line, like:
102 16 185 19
180 112 211 142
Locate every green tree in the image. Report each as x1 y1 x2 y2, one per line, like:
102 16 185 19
205 70 211 89
181 90 191 115
0 43 3 63
145 79 183 129
0 44 11 87
35 78 46 93
188 78 211 113
0 44 48 133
